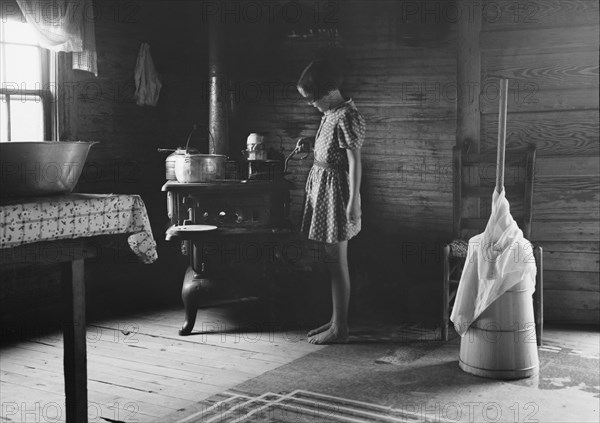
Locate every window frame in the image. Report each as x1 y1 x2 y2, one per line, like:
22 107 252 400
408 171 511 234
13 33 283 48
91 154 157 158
0 26 57 142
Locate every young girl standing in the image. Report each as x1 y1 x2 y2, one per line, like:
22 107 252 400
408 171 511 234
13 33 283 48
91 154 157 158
295 60 366 344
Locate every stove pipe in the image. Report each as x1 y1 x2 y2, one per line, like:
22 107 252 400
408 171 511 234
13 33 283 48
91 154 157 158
208 14 229 156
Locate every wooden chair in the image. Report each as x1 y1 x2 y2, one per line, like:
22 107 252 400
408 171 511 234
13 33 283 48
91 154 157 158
441 143 543 345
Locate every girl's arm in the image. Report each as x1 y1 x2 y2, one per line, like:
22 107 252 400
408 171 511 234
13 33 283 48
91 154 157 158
346 148 362 223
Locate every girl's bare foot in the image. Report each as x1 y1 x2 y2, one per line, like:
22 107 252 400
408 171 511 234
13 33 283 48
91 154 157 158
307 321 332 337
308 324 348 345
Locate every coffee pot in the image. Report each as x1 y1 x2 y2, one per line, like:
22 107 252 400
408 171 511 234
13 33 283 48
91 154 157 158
242 133 267 161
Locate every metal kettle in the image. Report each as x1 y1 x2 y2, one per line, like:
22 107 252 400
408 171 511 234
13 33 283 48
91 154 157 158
158 147 199 180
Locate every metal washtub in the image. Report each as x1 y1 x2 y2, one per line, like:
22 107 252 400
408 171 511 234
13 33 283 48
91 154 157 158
0 141 97 198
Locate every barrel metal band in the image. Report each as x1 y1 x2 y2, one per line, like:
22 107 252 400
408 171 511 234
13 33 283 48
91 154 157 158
469 325 535 333
459 359 538 373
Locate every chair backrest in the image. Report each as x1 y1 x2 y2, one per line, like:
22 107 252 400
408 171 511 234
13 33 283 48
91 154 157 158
453 143 536 240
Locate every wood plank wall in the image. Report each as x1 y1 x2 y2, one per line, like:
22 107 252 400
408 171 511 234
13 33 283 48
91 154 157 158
1 1 204 328
479 0 599 323
227 0 457 318
3 0 596 328
63 0 210 308
68 0 206 309
235 1 456 234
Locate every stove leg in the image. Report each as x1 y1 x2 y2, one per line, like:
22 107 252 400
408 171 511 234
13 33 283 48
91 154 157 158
180 266 201 336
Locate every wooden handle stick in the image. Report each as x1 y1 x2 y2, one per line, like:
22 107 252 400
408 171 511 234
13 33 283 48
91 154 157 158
496 79 509 193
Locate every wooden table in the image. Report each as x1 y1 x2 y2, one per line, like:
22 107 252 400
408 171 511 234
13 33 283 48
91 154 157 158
2 238 102 422
0 194 157 423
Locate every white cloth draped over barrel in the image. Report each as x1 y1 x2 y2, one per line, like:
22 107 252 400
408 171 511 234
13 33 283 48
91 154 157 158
451 189 537 336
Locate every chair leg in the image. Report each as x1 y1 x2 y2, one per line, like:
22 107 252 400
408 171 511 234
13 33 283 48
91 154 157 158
533 246 543 346
442 245 450 341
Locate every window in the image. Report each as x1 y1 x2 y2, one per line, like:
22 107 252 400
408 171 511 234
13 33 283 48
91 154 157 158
0 20 56 141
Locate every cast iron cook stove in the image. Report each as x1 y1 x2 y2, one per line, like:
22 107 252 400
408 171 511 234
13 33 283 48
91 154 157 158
162 177 291 335
162 9 296 335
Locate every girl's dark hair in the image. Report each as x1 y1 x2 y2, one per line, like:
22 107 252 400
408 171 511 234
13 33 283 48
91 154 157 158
297 59 343 100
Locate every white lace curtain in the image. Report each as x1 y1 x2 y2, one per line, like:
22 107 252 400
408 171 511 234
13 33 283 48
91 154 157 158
15 0 97 76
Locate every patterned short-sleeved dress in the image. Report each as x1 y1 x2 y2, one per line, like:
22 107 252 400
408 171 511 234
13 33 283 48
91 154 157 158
301 99 366 244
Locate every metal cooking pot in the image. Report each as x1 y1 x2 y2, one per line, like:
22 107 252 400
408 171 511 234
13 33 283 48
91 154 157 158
167 125 228 183
174 153 227 183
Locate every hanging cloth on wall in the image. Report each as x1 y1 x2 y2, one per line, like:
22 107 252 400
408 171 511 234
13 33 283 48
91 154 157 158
15 0 98 76
134 42 162 106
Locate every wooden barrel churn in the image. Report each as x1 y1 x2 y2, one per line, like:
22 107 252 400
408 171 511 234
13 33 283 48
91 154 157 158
459 280 539 379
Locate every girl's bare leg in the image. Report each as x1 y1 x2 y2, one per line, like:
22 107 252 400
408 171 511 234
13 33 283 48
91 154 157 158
308 241 350 344
306 242 339 337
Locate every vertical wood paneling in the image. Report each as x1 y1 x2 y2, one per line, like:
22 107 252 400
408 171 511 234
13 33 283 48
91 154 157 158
2 1 204 327
222 0 458 320
481 0 600 323
6 0 596 327
232 0 457 238
63 1 199 311
456 0 482 150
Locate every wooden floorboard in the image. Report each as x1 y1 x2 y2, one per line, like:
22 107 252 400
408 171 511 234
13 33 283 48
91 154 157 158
0 305 323 423
2 302 597 423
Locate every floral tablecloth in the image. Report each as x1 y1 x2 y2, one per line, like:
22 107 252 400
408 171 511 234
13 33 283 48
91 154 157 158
0 194 157 263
